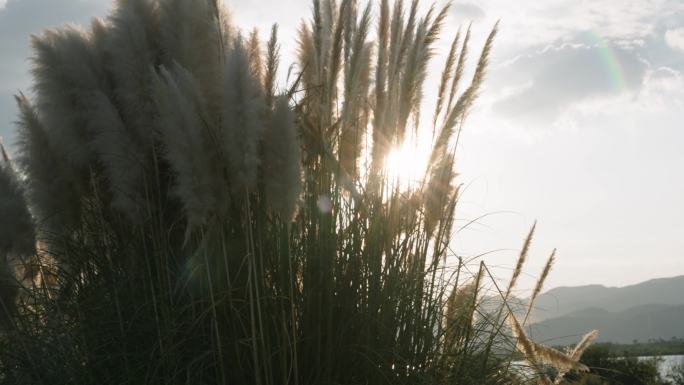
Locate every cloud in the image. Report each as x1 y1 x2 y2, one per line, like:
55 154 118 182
488 41 648 127
665 28 684 52
640 66 684 107
464 0 683 56
556 67 683 129
451 2 486 22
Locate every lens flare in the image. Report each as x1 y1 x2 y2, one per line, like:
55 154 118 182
384 139 431 191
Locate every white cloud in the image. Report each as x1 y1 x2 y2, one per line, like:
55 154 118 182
487 41 649 128
451 2 486 22
665 28 684 52
495 64 684 136
463 0 680 55
638 67 684 109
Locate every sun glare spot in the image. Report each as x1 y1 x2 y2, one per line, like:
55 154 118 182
384 140 431 191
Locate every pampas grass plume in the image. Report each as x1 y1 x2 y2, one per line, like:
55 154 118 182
505 221 536 299
264 24 280 107
30 25 102 171
15 94 81 234
444 279 477 348
262 96 302 221
222 38 267 197
104 0 161 146
0 146 34 327
424 153 456 235
524 248 555 324
154 63 217 227
0 151 35 258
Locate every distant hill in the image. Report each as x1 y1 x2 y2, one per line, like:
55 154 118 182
530 275 684 323
529 304 684 345
526 275 684 345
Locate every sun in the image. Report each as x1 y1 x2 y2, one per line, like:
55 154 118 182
384 139 431 191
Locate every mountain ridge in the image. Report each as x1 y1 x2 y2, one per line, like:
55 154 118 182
530 274 684 323
526 275 684 345
529 303 684 345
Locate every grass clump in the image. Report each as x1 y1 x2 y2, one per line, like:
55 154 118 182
0 0 596 384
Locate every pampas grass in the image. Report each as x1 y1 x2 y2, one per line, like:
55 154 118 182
523 248 555 324
222 38 267 197
14 94 80 236
153 63 218 228
505 221 536 300
262 96 302 221
0 151 34 327
0 1 590 384
509 312 596 384
433 28 461 130
447 24 470 111
552 330 599 384
0 147 34 259
86 91 145 217
444 278 478 351
103 0 162 146
507 266 597 385
264 24 279 107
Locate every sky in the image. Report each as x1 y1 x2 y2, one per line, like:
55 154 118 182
0 0 682 294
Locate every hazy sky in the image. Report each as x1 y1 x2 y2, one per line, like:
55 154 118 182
0 0 682 294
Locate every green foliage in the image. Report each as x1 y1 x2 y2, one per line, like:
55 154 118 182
563 344 667 385
584 340 684 358
668 364 684 385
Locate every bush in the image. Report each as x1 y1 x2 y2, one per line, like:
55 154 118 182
563 344 667 385
668 363 684 385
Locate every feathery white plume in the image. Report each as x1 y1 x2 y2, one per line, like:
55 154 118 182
84 91 146 219
221 38 267 197
15 94 81 235
104 0 161 147
30 25 103 172
0 150 35 258
158 0 226 119
0 147 34 327
262 96 302 222
153 63 217 227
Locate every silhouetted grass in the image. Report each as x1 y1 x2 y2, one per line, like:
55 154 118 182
0 1 596 384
